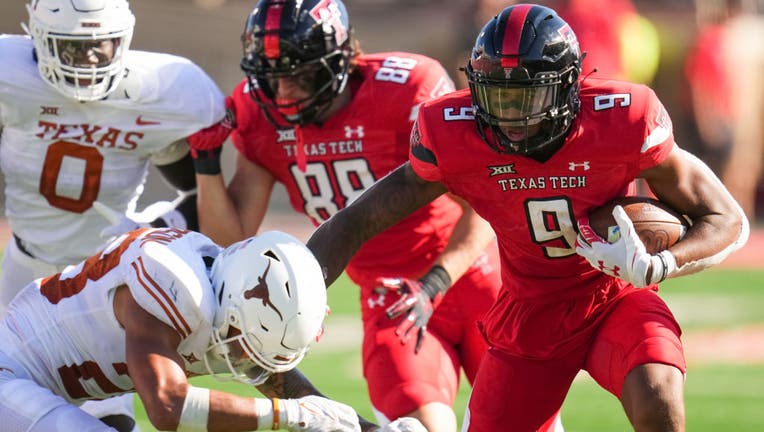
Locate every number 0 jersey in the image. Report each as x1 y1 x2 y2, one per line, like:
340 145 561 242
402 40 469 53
230 52 458 281
411 78 675 301
0 228 221 404
0 35 225 264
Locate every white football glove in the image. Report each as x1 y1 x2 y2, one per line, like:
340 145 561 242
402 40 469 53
280 396 361 432
378 417 428 432
576 205 675 288
93 200 186 240
93 201 148 240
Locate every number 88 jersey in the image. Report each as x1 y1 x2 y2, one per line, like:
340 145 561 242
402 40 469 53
230 51 460 279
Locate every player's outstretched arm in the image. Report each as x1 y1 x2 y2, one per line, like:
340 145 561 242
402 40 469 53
117 286 363 431
256 369 378 432
307 162 447 286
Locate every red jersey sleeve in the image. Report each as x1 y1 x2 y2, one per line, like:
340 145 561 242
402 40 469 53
409 115 444 183
636 86 675 171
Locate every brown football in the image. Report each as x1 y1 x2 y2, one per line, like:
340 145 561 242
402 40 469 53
586 197 689 254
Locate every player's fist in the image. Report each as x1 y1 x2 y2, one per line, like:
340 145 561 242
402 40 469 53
280 396 361 432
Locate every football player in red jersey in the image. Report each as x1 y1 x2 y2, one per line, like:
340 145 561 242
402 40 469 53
187 1 506 431
303 4 749 432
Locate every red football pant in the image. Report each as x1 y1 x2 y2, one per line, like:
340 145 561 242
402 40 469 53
360 245 501 420
464 288 685 431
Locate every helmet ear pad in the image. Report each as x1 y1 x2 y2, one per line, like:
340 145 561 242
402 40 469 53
465 4 582 156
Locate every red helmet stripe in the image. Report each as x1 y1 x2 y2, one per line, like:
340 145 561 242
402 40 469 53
501 4 533 68
264 3 285 59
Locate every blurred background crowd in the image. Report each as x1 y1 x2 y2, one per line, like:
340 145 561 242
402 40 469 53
1 0 763 223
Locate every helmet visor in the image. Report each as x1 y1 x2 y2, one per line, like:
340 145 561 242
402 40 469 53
474 85 555 126
55 38 119 68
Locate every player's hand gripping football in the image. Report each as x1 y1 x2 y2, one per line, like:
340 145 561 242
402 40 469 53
278 395 361 432
187 96 235 174
576 205 672 287
377 266 450 354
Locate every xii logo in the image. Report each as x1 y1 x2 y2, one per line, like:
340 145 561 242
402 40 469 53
40 106 59 116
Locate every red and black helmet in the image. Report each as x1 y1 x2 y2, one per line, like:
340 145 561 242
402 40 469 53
239 0 353 126
465 4 582 156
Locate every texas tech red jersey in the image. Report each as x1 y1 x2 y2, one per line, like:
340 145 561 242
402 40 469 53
230 52 457 279
411 78 675 300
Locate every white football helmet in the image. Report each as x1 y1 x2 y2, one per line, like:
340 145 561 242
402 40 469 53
205 231 327 385
25 0 135 101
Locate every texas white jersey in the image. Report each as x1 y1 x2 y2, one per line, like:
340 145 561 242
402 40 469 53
0 228 221 405
0 34 225 264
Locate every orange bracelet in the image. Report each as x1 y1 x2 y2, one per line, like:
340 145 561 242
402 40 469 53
271 398 280 430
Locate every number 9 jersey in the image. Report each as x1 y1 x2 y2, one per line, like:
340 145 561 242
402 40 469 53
410 78 675 301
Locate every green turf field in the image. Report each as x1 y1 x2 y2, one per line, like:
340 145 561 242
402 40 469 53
132 268 764 431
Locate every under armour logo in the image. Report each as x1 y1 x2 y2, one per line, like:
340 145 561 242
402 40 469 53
488 164 517 176
568 161 590 171
367 293 386 309
276 129 296 143
344 125 364 138
597 260 620 277
243 260 283 320
40 106 59 116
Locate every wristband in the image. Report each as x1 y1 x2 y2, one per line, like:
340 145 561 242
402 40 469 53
419 265 452 300
254 398 275 430
177 386 209 432
649 250 677 284
191 147 223 175
657 250 677 282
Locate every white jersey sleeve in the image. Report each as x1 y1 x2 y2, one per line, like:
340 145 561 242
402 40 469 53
122 228 221 359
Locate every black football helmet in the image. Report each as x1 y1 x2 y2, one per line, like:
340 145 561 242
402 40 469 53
239 0 353 126
465 4 582 156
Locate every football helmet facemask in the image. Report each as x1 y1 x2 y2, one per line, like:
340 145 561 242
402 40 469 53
25 0 135 102
239 0 353 126
205 231 327 385
465 4 582 156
